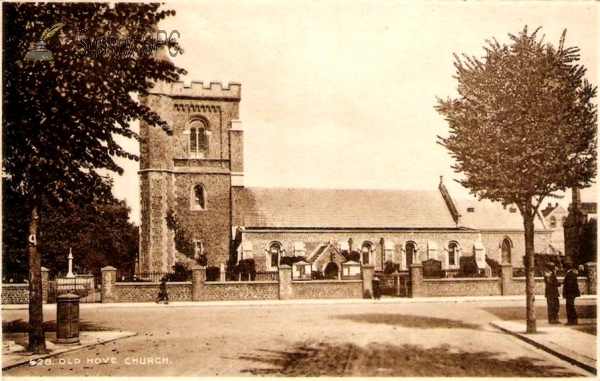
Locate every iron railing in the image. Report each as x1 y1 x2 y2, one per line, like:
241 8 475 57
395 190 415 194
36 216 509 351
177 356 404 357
2 273 28 283
116 270 191 282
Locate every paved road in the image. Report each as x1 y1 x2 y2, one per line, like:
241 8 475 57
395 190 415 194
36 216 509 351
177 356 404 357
2 299 595 377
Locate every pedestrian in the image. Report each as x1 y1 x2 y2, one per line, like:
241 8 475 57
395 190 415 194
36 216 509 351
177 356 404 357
543 262 561 324
156 277 169 304
562 263 580 325
372 276 381 300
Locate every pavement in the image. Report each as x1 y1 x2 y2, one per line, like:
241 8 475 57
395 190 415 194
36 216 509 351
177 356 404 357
2 293 595 310
2 331 137 371
491 319 596 375
2 294 597 374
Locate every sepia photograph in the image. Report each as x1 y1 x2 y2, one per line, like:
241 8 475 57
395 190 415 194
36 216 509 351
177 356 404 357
2 0 597 378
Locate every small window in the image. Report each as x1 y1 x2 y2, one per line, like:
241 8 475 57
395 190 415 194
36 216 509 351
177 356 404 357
188 120 208 157
361 242 372 265
269 242 281 269
448 241 459 266
192 184 206 210
194 240 204 257
550 216 556 228
405 242 416 267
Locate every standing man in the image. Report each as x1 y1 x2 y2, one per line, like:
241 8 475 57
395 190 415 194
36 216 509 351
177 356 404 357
544 262 561 324
156 277 169 304
562 263 580 325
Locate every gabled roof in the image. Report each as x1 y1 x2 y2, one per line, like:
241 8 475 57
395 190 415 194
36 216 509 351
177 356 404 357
541 204 568 218
454 198 546 231
239 187 458 229
308 243 331 262
309 242 344 264
539 244 563 256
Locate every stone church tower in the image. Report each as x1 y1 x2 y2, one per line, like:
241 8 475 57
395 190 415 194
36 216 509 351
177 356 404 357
138 81 243 273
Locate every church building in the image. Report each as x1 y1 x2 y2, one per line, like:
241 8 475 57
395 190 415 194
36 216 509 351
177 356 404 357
138 81 552 276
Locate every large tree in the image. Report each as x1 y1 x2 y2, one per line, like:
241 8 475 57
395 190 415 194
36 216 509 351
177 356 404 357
3 3 186 353
435 26 597 334
3 180 139 278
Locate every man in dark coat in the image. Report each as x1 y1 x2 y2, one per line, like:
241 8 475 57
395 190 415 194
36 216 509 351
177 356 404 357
372 277 381 300
544 262 561 324
562 263 580 325
156 277 169 304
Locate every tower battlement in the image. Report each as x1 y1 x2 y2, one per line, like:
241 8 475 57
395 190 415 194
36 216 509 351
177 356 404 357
149 81 241 99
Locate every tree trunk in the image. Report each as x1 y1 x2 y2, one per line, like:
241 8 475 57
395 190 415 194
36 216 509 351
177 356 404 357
523 204 537 334
27 202 46 353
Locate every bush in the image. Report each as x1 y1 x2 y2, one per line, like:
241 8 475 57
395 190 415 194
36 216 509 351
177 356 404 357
363 289 372 299
206 266 220 282
523 254 565 277
279 256 307 267
342 250 361 262
485 256 501 277
196 253 208 267
169 262 191 281
458 255 482 277
238 258 256 281
384 260 400 274
311 270 325 280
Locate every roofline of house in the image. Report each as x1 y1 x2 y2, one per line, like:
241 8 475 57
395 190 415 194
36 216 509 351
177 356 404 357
241 227 476 233
461 228 551 233
438 176 461 226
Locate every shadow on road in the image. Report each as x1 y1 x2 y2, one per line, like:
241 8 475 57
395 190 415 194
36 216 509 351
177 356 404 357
482 305 597 322
2 319 114 333
239 342 582 377
334 313 480 329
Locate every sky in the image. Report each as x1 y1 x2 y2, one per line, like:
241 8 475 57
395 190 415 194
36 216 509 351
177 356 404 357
110 1 599 224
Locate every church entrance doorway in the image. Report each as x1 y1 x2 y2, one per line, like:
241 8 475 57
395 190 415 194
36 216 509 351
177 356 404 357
324 262 339 279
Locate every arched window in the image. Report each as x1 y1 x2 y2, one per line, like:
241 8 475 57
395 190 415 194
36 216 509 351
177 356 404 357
361 242 372 265
448 241 459 266
405 241 416 267
192 184 206 210
188 120 208 157
269 242 282 269
550 216 556 228
561 216 567 226
501 238 512 264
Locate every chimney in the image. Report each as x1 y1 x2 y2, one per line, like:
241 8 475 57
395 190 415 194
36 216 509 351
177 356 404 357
572 186 581 205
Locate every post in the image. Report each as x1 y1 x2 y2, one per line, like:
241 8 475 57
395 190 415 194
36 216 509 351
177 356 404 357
41 267 49 304
191 266 206 302
585 262 596 295
380 238 386 271
278 265 293 300
66 248 74 278
362 264 375 298
409 264 424 298
220 263 226 282
101 266 117 303
500 263 513 296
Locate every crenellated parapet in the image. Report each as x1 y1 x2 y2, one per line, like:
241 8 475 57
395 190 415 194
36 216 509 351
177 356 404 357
149 81 241 100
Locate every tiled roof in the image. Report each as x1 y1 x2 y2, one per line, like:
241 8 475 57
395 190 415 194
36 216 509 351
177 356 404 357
454 198 546 231
240 187 458 229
